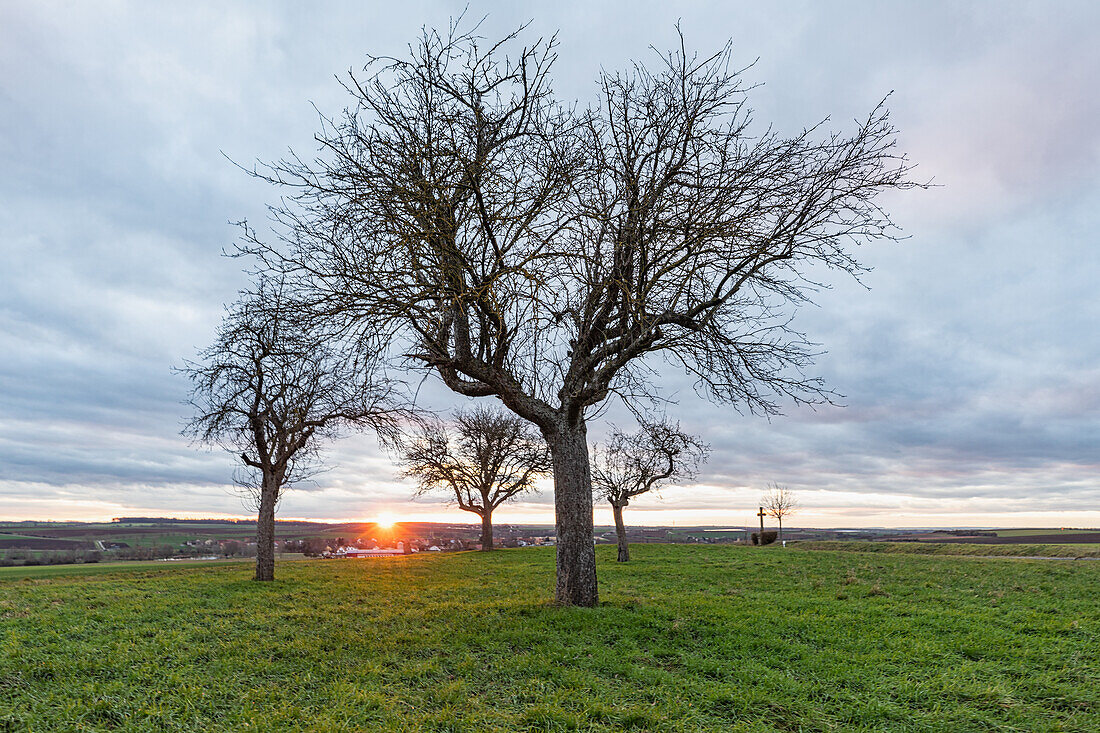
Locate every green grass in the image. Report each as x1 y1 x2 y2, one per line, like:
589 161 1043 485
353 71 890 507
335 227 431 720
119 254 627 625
794 541 1100 558
0 559 254 580
0 555 310 581
1 545 1097 732
994 529 1098 538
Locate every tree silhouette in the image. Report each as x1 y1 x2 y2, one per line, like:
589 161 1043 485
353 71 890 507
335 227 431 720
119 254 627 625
591 420 708 562
762 483 799 543
399 405 551 550
181 279 403 580
239 23 918 604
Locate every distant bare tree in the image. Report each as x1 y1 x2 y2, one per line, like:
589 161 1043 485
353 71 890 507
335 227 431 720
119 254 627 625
181 279 404 581
591 420 708 562
239 22 918 605
399 405 551 550
761 483 799 543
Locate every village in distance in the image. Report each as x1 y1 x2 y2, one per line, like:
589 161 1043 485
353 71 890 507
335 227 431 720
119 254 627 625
3 518 1098 568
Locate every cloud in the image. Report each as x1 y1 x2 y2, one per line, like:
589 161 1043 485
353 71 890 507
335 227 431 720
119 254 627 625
1 1 1098 526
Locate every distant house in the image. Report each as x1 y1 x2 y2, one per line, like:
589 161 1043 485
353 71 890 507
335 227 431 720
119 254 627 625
341 547 403 558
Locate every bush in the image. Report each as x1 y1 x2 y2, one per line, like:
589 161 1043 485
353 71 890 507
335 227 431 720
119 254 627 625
751 531 778 546
48 551 78 565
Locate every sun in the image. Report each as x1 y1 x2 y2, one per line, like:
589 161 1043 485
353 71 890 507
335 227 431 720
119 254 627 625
374 512 396 530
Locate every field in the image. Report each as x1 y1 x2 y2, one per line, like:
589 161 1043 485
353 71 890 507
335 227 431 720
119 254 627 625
0 521 269 549
0 519 522 551
795 541 1100 558
2 545 1098 732
994 529 1096 538
0 558 256 581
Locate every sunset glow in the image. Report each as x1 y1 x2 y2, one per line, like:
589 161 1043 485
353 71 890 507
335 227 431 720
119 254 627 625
374 512 396 530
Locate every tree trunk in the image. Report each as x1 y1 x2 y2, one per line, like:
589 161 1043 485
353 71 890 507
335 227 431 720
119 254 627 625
254 480 277 581
480 510 494 551
778 517 783 544
548 421 599 606
612 502 629 562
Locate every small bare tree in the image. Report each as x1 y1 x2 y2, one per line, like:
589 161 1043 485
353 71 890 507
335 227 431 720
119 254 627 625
761 483 799 543
240 23 918 605
591 420 708 562
399 405 551 550
181 279 403 581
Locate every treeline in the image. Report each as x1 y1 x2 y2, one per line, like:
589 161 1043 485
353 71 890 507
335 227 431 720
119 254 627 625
112 517 250 525
283 539 336 556
0 549 103 567
0 542 262 568
111 517 323 526
931 529 998 537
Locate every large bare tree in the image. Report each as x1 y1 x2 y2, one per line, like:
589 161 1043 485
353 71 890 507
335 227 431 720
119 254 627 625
181 279 403 581
762 483 799 543
399 405 551 550
591 420 708 562
240 23 917 605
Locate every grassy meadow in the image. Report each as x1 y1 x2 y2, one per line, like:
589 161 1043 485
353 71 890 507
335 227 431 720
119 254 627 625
2 545 1097 732
0 558 256 581
794 541 1100 558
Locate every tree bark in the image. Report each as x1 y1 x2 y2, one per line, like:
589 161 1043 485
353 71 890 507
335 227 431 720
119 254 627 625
480 510 494 551
548 420 599 606
254 479 277 581
612 502 629 563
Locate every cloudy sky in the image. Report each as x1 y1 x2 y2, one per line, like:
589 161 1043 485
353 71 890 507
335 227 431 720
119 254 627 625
2 1 1097 528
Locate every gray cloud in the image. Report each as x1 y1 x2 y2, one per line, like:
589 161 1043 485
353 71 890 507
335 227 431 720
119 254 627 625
1 1 1098 525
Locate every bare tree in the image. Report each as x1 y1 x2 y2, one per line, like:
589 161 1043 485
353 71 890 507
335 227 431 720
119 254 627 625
181 279 403 581
399 405 551 550
239 23 918 605
591 420 708 562
761 483 799 543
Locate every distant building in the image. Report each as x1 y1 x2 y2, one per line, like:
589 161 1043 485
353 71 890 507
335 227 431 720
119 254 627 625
342 547 403 558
